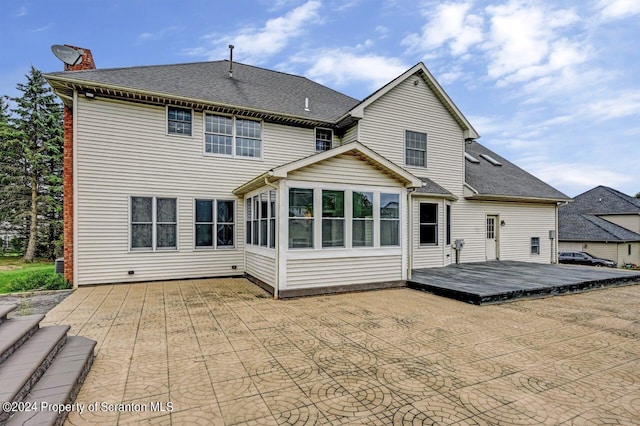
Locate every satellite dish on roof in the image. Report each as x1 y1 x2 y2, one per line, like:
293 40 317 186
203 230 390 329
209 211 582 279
51 45 83 66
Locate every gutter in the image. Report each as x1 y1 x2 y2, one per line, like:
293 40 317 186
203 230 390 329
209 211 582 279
44 75 336 127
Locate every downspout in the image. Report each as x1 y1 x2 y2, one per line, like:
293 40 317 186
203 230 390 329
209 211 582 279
407 188 416 280
264 175 279 299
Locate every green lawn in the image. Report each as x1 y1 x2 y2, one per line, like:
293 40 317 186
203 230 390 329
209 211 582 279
0 257 55 294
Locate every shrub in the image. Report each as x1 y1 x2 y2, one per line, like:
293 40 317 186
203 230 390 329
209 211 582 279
6 269 69 292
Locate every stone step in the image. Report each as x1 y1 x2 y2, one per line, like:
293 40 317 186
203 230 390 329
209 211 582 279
0 325 70 423
0 303 18 323
0 314 45 365
5 336 96 426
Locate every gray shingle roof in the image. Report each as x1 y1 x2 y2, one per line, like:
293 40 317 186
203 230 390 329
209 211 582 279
559 213 640 242
46 61 359 123
560 186 640 215
415 177 456 199
465 141 570 201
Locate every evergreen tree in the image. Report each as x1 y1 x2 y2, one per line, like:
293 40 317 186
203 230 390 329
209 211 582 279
0 67 63 261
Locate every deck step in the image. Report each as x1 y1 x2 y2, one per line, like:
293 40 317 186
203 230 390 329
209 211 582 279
0 325 70 423
0 314 45 365
0 303 18 323
6 336 96 426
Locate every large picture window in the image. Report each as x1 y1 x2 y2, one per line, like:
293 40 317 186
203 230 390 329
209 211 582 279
322 190 344 248
353 191 374 247
131 196 177 250
195 199 235 249
205 113 261 158
405 130 427 167
289 188 314 248
419 203 438 245
380 193 399 246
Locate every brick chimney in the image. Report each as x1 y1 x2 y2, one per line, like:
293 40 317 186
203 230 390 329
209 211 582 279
63 45 96 71
61 45 95 287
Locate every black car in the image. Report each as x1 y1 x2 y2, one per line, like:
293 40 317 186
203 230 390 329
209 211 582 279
558 252 616 268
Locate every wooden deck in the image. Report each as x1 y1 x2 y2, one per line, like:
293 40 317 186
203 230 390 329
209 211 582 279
409 261 640 304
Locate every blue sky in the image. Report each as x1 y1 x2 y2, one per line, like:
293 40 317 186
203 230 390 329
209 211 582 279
1 0 639 197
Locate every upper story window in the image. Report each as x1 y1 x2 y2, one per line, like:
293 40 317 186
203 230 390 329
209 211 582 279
405 130 427 167
167 106 192 136
316 128 333 152
205 113 261 158
131 196 177 251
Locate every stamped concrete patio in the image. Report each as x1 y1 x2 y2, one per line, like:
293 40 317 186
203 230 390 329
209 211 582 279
44 278 640 425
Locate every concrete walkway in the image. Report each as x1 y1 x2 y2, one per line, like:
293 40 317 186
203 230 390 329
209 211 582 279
43 278 639 425
410 261 640 304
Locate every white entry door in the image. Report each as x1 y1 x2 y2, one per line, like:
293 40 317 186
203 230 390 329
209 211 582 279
486 216 498 261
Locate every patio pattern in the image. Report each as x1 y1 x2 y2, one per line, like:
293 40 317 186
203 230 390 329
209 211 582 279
42 278 640 425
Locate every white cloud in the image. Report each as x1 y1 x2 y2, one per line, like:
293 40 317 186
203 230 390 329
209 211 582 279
402 2 483 56
597 0 640 21
187 1 322 63
293 50 409 91
582 91 640 120
483 2 582 83
137 26 181 42
15 6 27 17
526 162 632 194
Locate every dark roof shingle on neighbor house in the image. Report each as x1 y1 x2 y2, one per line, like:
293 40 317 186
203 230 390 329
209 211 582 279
559 213 640 242
464 140 570 201
46 61 359 123
560 185 640 215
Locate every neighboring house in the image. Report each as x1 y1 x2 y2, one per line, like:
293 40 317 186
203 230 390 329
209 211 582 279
559 186 640 267
45 46 570 297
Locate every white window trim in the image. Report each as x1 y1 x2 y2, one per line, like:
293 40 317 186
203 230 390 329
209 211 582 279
284 181 403 252
193 198 236 250
166 106 194 138
419 202 439 247
129 196 179 252
405 130 428 168
245 189 276 250
203 112 263 160
531 237 541 255
315 127 333 152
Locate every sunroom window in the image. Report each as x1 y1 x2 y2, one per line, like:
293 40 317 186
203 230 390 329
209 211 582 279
353 191 374 247
380 193 399 246
322 190 344 248
289 188 314 248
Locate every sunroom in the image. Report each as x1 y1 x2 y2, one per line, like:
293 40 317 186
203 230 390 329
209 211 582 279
233 142 423 298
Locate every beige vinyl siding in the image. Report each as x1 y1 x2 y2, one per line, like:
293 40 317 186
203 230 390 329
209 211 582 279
619 242 640 266
357 76 464 195
246 251 276 287
75 97 318 285
559 242 583 252
288 153 400 186
599 214 640 233
285 255 401 289
452 200 557 264
340 125 358 146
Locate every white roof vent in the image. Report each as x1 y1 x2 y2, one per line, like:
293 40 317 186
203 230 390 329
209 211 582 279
480 153 502 166
464 152 480 163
